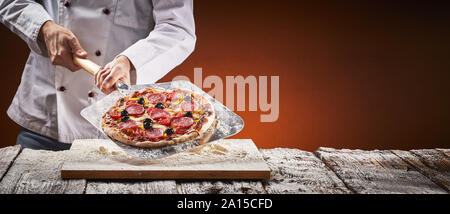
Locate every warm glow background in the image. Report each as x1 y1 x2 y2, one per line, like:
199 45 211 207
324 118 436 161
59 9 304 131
1 1 449 151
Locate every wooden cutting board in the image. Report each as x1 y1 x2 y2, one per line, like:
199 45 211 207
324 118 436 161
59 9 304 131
61 139 270 180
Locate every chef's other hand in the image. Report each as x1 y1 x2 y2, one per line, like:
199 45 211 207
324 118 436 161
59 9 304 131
38 20 88 72
95 55 132 94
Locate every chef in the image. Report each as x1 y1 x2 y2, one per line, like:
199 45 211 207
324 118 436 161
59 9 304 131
0 0 196 150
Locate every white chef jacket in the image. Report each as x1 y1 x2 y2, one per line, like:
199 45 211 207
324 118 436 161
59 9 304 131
0 0 196 144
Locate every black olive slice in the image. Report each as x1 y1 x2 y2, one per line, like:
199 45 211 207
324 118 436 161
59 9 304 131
155 102 165 109
184 112 193 118
143 118 153 130
121 115 129 122
165 128 174 136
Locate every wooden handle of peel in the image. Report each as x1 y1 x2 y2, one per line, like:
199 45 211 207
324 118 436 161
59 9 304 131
73 56 101 75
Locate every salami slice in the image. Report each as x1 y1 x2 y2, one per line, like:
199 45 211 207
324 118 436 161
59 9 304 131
157 117 171 126
145 128 164 139
147 107 170 119
119 119 138 131
171 117 194 128
125 103 145 116
172 111 185 119
131 128 144 136
175 127 189 134
126 99 138 105
167 90 184 102
108 110 121 119
180 101 200 112
132 89 150 98
147 93 166 104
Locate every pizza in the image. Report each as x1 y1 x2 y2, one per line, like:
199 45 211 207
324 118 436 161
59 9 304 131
101 88 217 148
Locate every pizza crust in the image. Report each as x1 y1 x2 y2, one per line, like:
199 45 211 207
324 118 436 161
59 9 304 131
101 88 217 148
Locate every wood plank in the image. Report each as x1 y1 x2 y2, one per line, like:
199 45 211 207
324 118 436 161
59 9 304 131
177 180 266 194
0 145 21 181
315 147 447 194
411 149 450 171
260 148 351 194
0 148 86 194
436 148 450 158
391 149 450 192
86 180 178 194
61 139 270 180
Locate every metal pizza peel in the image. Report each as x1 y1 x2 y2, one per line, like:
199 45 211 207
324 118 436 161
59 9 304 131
75 57 244 159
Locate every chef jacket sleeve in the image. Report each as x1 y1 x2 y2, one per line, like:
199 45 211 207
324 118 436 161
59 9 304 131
0 0 52 56
119 0 196 84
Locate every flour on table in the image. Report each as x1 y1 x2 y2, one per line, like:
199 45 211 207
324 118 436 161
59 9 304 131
65 139 260 167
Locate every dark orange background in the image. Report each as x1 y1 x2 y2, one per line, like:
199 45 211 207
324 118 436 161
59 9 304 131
1 1 449 151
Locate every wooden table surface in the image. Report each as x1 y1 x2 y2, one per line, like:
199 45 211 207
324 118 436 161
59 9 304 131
0 142 448 194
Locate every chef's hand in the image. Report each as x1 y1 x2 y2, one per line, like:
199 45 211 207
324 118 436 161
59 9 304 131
95 55 133 94
38 20 88 71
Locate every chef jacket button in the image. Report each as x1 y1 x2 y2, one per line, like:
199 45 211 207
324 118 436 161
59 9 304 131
58 86 66 92
88 91 95 98
63 1 71 8
102 8 110 15
95 50 101 56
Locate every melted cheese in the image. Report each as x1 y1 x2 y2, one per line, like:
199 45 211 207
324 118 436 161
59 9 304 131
128 116 168 131
152 124 168 130
130 116 146 122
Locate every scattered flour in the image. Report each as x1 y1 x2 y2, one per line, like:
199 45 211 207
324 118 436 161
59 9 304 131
65 139 260 167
